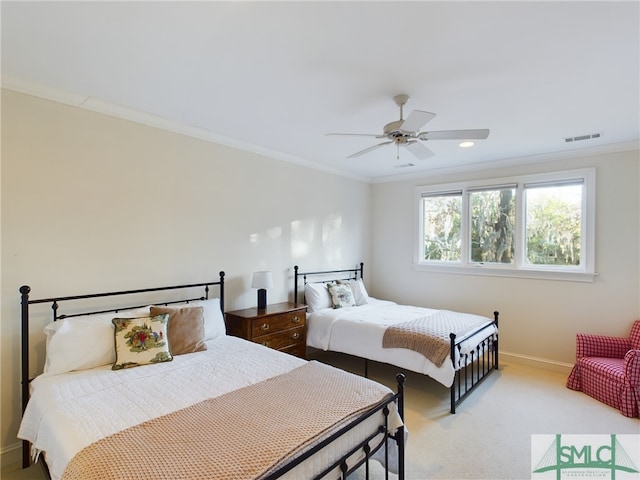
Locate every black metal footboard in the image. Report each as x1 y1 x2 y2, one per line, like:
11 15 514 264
449 311 499 414
264 373 406 480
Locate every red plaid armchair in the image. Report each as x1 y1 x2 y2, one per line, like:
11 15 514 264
566 320 640 417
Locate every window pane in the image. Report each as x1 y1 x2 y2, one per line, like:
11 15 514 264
525 184 582 266
470 188 515 264
422 194 461 261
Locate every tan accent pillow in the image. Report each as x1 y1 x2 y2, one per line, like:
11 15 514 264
150 306 207 355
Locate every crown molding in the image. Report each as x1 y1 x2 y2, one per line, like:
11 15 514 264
372 140 639 184
1 75 371 183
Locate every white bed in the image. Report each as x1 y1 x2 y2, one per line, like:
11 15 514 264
294 264 499 413
18 275 405 480
307 298 496 387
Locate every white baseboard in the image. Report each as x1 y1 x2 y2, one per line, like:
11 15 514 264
308 346 574 374
1 442 21 469
500 350 573 374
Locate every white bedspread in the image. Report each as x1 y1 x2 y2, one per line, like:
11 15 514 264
307 298 497 387
19 335 401 480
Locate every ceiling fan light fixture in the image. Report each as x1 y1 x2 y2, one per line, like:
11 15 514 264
327 95 489 161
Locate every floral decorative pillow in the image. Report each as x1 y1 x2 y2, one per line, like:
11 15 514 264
338 279 369 306
112 314 173 370
327 282 356 309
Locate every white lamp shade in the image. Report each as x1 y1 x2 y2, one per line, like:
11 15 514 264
251 271 273 289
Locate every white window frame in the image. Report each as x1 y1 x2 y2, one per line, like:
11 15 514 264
414 168 596 282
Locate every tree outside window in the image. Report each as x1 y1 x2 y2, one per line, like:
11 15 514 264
470 188 515 264
422 193 461 261
525 183 582 266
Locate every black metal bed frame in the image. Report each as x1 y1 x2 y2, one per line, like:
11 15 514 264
19 272 405 479
294 263 499 414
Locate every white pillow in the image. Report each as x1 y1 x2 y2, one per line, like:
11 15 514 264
173 297 226 340
304 283 332 313
42 297 225 376
44 319 64 349
43 306 150 376
339 278 369 306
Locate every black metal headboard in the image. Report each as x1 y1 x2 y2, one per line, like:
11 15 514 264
19 271 225 468
294 263 364 304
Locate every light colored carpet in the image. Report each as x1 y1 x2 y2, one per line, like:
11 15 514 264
3 351 637 480
330 351 639 480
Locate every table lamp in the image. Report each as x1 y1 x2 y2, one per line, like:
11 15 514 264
251 271 273 310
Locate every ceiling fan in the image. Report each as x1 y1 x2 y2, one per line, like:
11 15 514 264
327 94 490 160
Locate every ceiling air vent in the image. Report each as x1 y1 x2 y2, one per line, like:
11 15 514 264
565 133 601 143
394 163 415 169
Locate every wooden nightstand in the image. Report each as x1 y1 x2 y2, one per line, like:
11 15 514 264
225 302 307 358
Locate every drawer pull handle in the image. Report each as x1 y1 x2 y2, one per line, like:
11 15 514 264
292 332 300 340
261 324 269 331
262 341 270 347
292 316 300 323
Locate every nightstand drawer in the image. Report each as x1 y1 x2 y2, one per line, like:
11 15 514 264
255 326 305 350
251 311 305 337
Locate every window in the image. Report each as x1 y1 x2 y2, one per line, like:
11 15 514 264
469 185 516 264
422 191 462 261
415 168 595 281
524 180 583 267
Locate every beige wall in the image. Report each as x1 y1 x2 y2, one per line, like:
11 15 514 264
370 149 640 368
0 90 371 458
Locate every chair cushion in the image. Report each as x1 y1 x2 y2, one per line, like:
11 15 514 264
578 356 625 382
576 357 626 413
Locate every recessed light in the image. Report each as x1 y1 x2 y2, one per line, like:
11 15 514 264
459 141 474 148
394 163 415 169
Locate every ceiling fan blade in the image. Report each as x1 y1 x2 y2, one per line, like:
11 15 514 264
400 110 436 133
326 133 385 138
346 141 393 158
420 129 490 141
405 141 434 160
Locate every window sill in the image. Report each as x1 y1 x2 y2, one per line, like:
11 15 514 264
413 263 597 283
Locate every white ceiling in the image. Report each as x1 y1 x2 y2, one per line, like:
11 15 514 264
2 1 638 182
